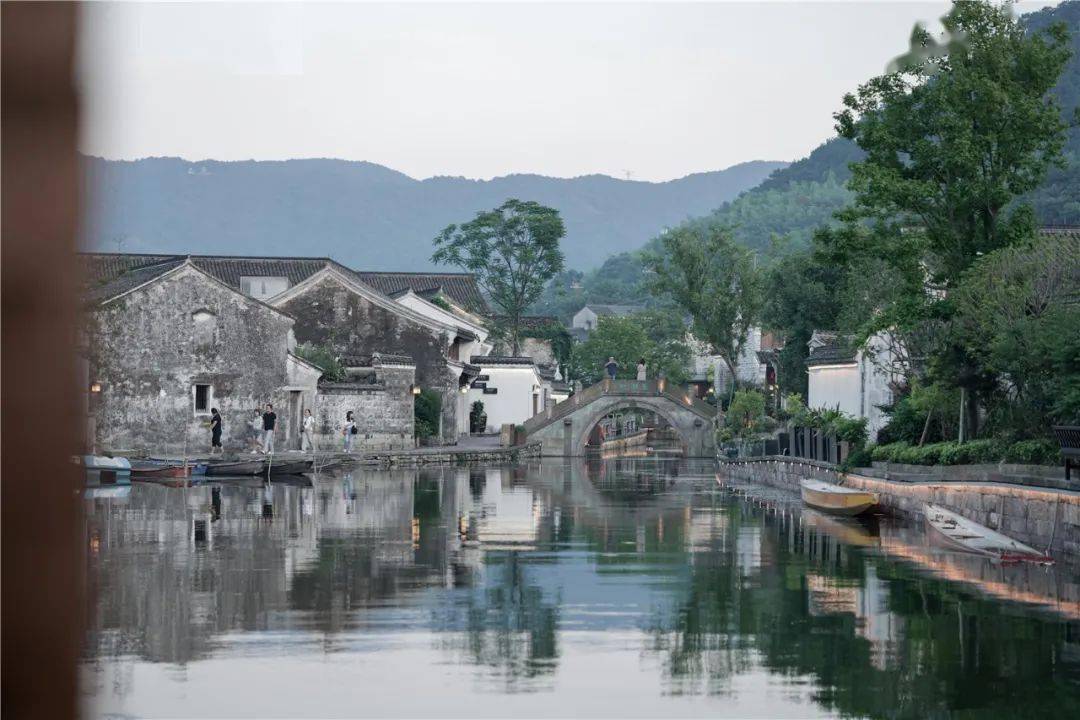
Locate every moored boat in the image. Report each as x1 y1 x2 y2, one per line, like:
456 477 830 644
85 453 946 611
924 503 1053 564
263 459 313 476
78 455 132 486
130 462 193 478
205 459 268 476
800 479 879 516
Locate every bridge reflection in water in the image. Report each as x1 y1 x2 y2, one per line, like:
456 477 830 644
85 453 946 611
81 459 1080 718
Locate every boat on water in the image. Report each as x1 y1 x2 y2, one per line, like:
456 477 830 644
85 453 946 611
130 462 195 478
78 455 131 486
800 479 879 516
924 503 1053 564
204 459 267 476
263 459 313 476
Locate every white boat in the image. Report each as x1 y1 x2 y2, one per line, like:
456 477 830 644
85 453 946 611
77 455 132 487
800 479 879 516
923 503 1053 564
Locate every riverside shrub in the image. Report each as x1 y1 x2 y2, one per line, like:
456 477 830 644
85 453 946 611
868 439 1059 466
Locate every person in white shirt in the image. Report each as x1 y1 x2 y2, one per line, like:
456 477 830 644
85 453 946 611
343 411 356 453
301 408 315 453
636 358 647 381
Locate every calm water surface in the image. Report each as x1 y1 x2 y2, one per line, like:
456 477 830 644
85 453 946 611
81 459 1080 718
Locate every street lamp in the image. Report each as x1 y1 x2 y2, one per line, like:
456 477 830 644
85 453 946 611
410 384 422 396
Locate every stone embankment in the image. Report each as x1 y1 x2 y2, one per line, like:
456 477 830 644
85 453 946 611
322 442 541 468
719 456 1080 562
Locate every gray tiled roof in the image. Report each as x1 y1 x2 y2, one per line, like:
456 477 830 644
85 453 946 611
585 304 643 317
80 253 335 294
79 253 488 313
84 258 185 305
806 332 857 367
470 355 536 367
354 271 488 313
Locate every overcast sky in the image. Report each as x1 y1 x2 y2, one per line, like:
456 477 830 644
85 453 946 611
78 1 1061 182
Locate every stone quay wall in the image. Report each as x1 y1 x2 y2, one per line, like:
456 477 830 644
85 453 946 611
334 442 541 467
314 383 413 452
718 457 1080 562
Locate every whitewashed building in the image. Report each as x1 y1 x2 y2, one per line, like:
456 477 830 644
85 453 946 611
466 356 547 432
687 326 773 397
806 331 897 440
571 304 643 332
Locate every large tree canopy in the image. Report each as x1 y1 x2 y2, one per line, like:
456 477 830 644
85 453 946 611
433 199 565 354
644 221 763 399
835 0 1072 284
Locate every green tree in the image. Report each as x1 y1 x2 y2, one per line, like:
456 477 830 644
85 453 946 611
953 232 1080 431
414 388 442 439
832 0 1073 437
433 199 565 354
570 315 689 386
644 221 763 400
293 343 346 382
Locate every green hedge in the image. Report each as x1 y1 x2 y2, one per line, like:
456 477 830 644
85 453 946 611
866 439 1061 466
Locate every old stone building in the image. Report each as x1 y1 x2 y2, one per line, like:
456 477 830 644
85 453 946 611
81 253 490 447
83 258 320 453
268 264 472 442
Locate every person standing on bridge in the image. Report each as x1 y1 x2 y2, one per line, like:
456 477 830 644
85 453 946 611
636 358 647 381
604 356 619 381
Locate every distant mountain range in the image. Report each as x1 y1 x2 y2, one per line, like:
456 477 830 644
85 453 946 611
80 157 787 271
680 0 1080 253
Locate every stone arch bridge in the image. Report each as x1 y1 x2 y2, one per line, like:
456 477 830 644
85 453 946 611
522 379 717 457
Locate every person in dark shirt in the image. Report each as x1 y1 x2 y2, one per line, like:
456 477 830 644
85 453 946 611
604 356 619 380
209 408 223 454
261 403 277 454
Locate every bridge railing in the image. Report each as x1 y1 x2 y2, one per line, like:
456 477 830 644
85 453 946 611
523 378 716 435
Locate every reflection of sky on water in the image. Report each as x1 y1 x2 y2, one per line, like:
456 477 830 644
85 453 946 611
81 460 1080 718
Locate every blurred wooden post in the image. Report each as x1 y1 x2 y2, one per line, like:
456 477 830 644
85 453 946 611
2 3 83 719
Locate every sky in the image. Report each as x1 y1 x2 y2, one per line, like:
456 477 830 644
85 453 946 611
78 1 1062 182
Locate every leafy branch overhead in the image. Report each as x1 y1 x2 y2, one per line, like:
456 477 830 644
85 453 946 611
433 199 565 355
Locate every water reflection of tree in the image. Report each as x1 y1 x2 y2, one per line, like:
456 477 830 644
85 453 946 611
646 501 1080 717
435 550 560 690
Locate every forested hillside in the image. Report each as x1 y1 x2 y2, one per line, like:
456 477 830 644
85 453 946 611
536 1 1080 321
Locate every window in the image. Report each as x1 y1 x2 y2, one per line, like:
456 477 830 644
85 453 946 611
239 276 289 300
192 309 217 347
193 384 212 415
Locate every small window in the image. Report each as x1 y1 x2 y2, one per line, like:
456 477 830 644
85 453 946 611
240 276 289 300
193 384 212 415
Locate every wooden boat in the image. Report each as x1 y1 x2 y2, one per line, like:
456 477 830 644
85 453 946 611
263 459 313 476
205 459 267 476
78 455 131 486
131 462 192 478
924 504 1053 564
800 479 879 516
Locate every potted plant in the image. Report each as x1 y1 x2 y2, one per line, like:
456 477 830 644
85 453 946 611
469 400 487 435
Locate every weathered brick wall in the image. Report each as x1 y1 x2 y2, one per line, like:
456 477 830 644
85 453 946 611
719 457 1080 561
275 274 457 441
314 384 413 451
87 266 296 453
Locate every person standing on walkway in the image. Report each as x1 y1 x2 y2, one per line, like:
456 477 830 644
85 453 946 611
249 409 263 453
636 358 647 381
301 408 315 453
261 403 277 454
209 408 223 454
343 411 356 454
604 356 619 381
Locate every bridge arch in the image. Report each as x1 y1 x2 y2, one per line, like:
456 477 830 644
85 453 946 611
573 399 692 456
522 380 716 457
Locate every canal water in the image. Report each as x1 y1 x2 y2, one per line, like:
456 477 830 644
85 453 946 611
81 459 1080 718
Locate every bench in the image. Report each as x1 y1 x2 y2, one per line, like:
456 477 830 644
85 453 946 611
1052 426 1080 482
